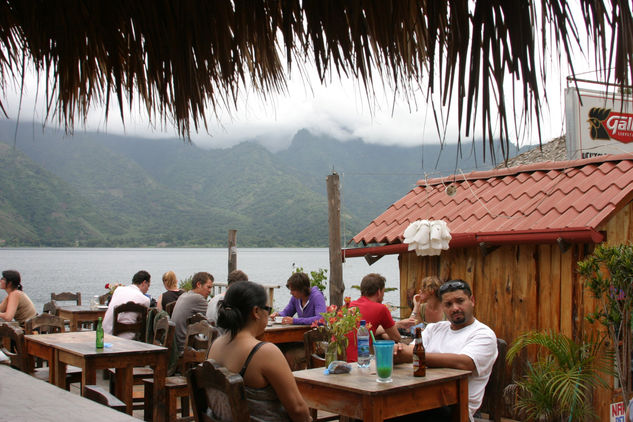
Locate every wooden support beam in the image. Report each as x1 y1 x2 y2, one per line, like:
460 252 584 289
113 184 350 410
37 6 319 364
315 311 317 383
327 173 344 307
228 230 237 274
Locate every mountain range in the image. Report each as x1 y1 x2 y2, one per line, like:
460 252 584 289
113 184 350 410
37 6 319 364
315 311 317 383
0 120 529 247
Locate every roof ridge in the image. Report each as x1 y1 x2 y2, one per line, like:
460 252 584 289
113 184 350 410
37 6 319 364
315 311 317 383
417 152 633 186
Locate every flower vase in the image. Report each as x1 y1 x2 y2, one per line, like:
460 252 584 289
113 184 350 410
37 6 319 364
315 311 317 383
325 339 347 366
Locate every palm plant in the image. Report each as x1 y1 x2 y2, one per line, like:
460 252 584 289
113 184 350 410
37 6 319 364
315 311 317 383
506 330 613 421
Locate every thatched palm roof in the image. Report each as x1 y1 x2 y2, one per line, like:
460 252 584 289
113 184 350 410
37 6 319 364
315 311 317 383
0 1 631 161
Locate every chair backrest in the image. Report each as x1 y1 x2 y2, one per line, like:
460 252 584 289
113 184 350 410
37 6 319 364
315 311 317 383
42 301 58 315
187 358 250 422
164 301 176 316
479 338 508 422
51 292 81 306
112 301 148 341
24 313 66 334
98 293 110 305
180 320 218 374
186 312 206 325
153 317 176 349
304 328 330 369
0 324 28 372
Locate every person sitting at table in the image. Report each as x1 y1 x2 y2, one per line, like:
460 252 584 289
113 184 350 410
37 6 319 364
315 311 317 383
157 270 184 312
103 270 151 339
171 271 213 354
208 280 311 422
0 270 36 325
409 275 446 329
206 269 248 326
393 279 498 421
270 272 326 325
345 273 407 362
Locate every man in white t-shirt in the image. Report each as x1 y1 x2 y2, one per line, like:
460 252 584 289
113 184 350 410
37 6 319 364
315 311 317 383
102 270 151 339
395 279 497 421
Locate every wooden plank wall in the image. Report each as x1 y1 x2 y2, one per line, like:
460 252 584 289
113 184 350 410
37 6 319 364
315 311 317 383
397 202 633 420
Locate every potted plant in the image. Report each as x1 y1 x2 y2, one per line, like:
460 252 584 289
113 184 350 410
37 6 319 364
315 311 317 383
312 297 362 365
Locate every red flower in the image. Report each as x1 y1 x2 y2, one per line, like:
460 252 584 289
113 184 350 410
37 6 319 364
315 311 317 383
336 311 343 318
327 304 337 313
105 283 110 289
344 296 351 305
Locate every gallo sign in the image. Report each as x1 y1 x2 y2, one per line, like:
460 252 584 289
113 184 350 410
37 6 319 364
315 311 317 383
565 88 633 159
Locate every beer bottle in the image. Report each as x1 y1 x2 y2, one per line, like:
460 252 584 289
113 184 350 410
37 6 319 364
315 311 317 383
413 327 426 377
96 317 104 349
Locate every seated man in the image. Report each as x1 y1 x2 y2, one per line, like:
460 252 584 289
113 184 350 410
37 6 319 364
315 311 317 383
394 279 498 421
171 271 213 354
346 273 406 361
206 269 248 325
102 270 151 339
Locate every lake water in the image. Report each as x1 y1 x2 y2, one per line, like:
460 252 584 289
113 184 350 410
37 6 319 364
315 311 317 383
0 248 401 314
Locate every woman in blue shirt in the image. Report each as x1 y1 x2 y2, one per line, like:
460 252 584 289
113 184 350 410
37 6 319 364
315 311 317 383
271 272 326 325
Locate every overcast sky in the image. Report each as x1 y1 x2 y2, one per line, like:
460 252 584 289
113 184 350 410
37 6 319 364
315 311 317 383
1 16 598 152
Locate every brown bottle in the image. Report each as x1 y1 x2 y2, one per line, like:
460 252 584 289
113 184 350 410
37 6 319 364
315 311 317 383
413 327 426 377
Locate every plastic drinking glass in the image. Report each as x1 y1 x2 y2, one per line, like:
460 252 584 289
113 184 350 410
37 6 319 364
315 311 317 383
374 340 394 383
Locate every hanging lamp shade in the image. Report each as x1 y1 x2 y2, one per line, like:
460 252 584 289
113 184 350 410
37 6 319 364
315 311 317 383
403 220 451 256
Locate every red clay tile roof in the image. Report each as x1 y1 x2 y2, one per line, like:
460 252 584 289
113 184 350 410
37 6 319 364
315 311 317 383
351 153 633 248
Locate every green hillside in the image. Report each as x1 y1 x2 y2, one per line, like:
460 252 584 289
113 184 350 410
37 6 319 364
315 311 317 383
0 120 527 247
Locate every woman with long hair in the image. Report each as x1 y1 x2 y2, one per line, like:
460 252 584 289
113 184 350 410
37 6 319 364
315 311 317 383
208 281 310 422
157 270 183 311
410 276 446 325
0 270 36 324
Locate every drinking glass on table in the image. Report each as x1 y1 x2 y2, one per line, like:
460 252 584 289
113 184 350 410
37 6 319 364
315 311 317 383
374 340 394 383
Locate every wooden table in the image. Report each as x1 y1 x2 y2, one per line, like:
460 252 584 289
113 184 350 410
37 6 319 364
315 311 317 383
294 364 471 422
57 305 107 332
24 331 167 421
258 323 312 344
1 364 138 421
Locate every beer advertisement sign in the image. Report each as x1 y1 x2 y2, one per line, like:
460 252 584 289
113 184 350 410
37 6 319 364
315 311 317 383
565 87 633 159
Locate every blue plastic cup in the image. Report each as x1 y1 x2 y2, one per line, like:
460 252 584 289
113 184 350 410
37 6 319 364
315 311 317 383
374 340 394 383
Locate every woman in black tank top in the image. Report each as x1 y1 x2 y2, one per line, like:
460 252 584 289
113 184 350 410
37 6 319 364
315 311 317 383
157 270 184 311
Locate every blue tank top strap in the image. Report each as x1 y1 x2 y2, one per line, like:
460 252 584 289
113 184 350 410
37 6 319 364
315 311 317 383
240 341 267 377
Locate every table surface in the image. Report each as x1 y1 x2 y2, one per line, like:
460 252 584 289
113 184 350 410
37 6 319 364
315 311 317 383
57 305 109 314
258 323 311 344
24 331 165 357
0 365 138 422
294 364 471 421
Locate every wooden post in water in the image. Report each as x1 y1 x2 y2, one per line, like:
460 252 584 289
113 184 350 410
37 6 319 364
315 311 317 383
228 230 237 275
327 173 344 307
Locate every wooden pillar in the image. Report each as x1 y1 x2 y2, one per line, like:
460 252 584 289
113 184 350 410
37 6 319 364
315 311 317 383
327 173 344 307
228 230 237 274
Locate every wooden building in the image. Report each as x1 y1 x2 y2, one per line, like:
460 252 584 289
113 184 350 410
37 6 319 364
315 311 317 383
344 153 633 419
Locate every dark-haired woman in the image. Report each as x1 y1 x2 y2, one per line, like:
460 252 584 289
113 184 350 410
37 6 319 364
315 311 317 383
208 281 310 422
270 272 326 325
0 270 36 324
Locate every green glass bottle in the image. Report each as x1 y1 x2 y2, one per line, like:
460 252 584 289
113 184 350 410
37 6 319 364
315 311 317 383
96 316 104 349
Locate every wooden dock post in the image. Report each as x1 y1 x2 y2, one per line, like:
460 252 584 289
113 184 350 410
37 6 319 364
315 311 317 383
327 173 344 307
228 230 237 275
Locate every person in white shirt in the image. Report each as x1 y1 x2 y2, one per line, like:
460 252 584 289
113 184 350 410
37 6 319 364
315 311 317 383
102 270 151 339
206 269 248 325
394 279 498 421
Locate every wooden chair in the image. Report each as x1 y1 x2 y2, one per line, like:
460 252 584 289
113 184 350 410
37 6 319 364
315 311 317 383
165 301 176 317
111 301 148 341
23 314 84 390
304 328 330 369
0 324 28 372
109 317 175 410
42 301 58 315
98 292 111 305
186 312 206 325
51 291 81 306
84 384 127 413
187 358 250 422
478 338 508 422
143 320 218 421
303 329 338 422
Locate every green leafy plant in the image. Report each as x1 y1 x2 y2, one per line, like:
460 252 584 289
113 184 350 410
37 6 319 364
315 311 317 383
578 243 633 405
506 330 613 421
350 284 397 293
179 275 193 291
293 265 328 292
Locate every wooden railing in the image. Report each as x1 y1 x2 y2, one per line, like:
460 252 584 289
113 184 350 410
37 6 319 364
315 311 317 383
211 282 281 307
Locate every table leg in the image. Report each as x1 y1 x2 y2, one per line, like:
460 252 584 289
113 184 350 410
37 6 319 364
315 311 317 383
114 366 134 414
79 360 97 396
53 350 67 389
362 396 383 422
152 355 168 422
70 317 79 332
451 376 469 422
